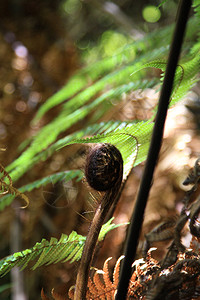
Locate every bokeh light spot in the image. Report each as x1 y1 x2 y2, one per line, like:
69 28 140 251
16 101 27 112
4 83 15 94
14 44 28 58
101 31 128 57
142 6 161 23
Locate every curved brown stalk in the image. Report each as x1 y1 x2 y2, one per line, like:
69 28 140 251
74 143 123 300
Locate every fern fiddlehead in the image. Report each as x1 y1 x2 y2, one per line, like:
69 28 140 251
74 143 123 300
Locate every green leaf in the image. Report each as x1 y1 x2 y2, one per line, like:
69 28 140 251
2 16 198 212
32 16 198 123
1 120 153 210
131 55 200 108
0 170 83 211
32 22 175 123
6 79 153 179
0 283 12 293
0 218 127 276
57 120 154 180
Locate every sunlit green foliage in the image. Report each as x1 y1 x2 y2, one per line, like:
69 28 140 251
0 218 126 276
0 0 200 280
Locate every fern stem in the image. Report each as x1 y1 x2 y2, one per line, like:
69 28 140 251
74 189 120 299
74 203 105 299
74 144 123 299
115 0 192 299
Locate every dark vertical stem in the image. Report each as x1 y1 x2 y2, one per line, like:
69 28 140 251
115 1 192 299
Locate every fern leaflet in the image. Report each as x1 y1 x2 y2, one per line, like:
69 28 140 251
57 120 153 179
0 218 126 277
0 170 83 211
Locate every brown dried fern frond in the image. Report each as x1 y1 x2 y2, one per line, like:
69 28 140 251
51 289 67 300
41 288 67 300
0 163 12 194
67 159 200 300
68 286 75 300
0 162 29 208
68 251 160 299
68 256 124 299
41 288 51 300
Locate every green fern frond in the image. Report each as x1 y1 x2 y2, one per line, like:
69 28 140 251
0 283 12 294
0 218 127 277
13 121 129 179
7 46 167 178
33 16 198 122
60 47 167 114
19 170 83 192
193 0 200 35
3 16 198 210
7 106 153 183
6 78 155 181
32 25 173 122
57 120 153 180
190 1 200 53
131 54 200 108
170 55 200 105
1 119 153 210
1 121 140 210
5 24 198 184
0 170 83 211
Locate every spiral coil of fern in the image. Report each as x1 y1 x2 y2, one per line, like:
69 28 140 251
74 143 123 300
85 143 123 191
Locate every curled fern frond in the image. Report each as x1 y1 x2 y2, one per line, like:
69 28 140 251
57 120 153 181
3 119 154 211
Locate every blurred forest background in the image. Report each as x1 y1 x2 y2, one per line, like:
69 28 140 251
0 0 200 299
